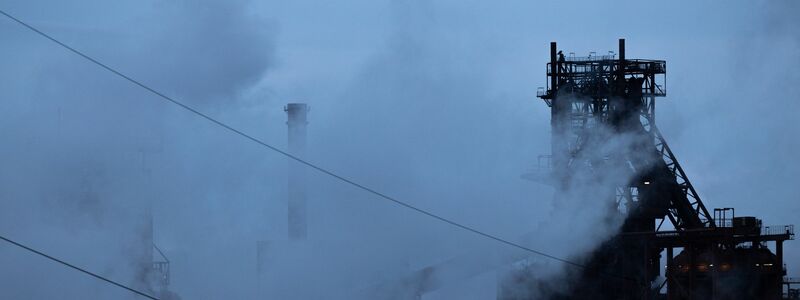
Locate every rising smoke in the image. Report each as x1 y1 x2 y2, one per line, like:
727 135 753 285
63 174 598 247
1 0 798 299
497 106 661 299
0 0 274 298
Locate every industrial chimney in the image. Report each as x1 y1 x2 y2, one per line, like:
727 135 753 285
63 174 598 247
285 103 309 240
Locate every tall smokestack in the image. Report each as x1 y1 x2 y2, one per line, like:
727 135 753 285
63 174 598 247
285 103 309 240
133 150 156 294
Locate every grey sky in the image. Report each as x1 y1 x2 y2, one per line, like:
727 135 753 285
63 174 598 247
0 0 798 299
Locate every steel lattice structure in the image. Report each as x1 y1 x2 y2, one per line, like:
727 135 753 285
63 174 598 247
533 40 792 300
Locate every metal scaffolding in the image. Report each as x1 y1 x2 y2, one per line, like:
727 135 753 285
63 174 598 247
529 39 795 300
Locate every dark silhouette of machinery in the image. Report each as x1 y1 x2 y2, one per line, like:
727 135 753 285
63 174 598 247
523 39 795 300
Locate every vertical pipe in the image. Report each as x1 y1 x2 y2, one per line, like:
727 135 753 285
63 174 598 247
286 103 309 240
140 203 155 290
688 246 695 300
666 247 674 300
618 38 626 92
777 240 784 282
145 157 154 276
549 41 557 166
133 151 156 293
643 241 650 300
550 42 558 93
650 73 657 122
549 42 565 177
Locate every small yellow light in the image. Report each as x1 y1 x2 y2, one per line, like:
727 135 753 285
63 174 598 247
720 263 732 271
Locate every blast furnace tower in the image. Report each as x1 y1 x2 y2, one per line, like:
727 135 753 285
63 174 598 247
532 39 794 300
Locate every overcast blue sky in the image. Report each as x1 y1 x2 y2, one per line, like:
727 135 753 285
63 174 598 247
0 1 798 299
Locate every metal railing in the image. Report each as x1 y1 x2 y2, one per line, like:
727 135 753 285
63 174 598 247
564 54 617 62
153 261 170 285
763 224 794 236
536 84 665 99
715 220 733 227
152 243 170 286
536 87 547 97
536 154 552 169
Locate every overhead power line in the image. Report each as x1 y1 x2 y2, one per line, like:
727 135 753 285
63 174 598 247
0 234 159 300
0 8 636 284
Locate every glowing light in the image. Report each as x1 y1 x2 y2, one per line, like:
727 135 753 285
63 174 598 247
720 263 732 271
697 264 709 272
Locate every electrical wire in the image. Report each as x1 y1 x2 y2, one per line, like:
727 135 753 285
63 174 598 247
0 8 637 284
0 234 159 300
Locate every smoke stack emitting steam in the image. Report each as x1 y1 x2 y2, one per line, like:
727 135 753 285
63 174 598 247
285 103 309 240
